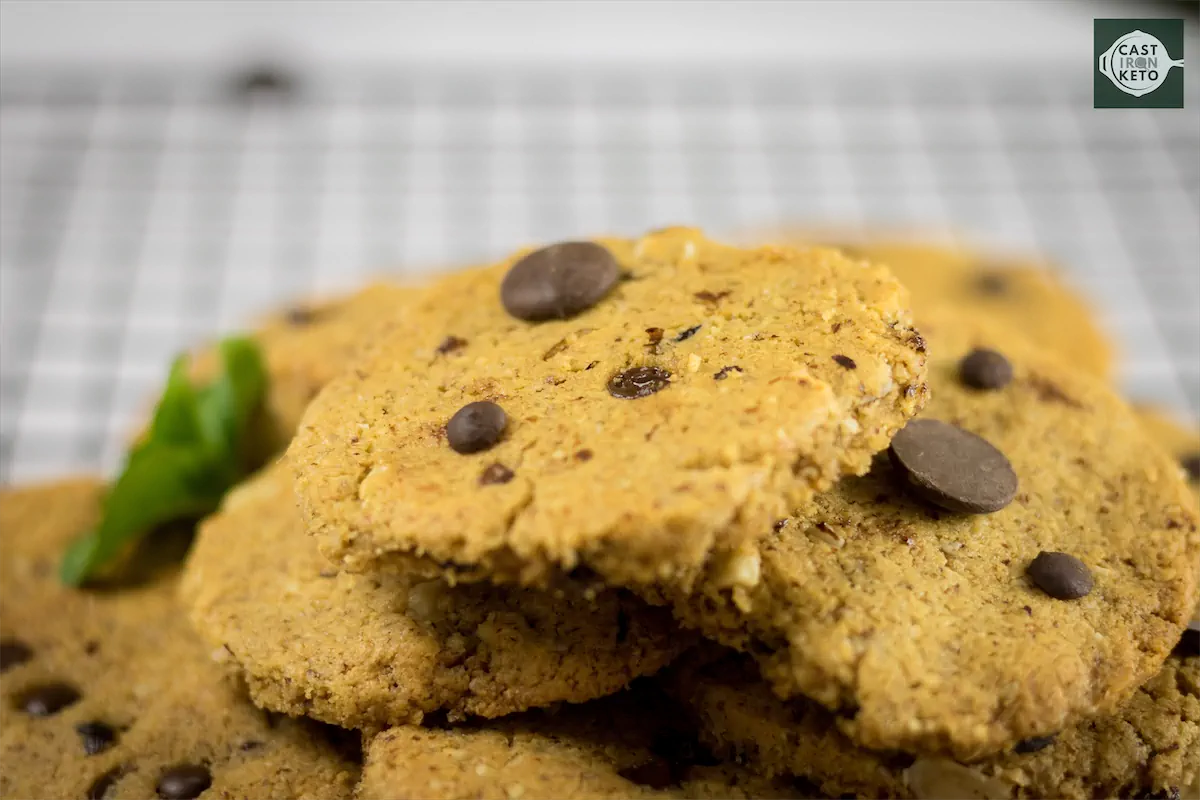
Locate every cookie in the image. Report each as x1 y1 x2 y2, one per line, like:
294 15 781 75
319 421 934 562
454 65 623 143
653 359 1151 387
356 682 796 800
1136 404 1200 496
669 310 1200 759
187 282 410 462
180 461 687 732
665 645 1200 800
0 479 359 800
782 234 1114 380
290 227 929 594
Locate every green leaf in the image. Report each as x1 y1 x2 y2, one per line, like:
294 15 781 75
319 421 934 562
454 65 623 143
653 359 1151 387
150 356 203 445
196 337 267 456
60 337 267 585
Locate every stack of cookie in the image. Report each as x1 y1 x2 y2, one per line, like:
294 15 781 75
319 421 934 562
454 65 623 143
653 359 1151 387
2 228 1197 800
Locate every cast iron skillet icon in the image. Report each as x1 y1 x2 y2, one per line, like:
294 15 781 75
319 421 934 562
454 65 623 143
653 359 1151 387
1098 30 1185 98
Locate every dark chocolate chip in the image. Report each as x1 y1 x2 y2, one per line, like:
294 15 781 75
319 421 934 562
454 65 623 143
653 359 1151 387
618 757 676 790
84 640 100 655
713 365 743 380
0 638 32 672
500 241 619 321
231 64 297 100
976 272 1008 295
1181 453 1200 482
436 335 467 355
888 419 1018 513
674 324 701 342
1173 619 1199 658
479 462 515 486
447 401 507 454
87 766 126 800
645 327 664 351
773 519 788 532
615 608 630 644
832 354 857 370
1013 734 1057 753
607 367 671 399
693 290 731 305
17 682 80 716
959 348 1013 390
76 721 118 755
156 764 212 800
285 306 318 325
574 449 593 462
1027 551 1093 600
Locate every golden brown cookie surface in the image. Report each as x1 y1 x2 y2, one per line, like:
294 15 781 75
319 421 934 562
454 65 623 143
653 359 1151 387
357 683 795 800
665 647 1200 800
0 480 359 800
290 228 929 594
181 462 686 732
671 310 1199 760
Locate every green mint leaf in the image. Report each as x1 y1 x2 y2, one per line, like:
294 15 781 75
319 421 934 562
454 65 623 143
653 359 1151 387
150 356 204 445
195 336 267 456
60 337 267 585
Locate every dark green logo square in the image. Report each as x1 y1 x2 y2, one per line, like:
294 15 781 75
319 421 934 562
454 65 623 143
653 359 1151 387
1095 19 1184 108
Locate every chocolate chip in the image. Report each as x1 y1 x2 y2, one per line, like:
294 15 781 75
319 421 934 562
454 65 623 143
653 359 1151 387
1173 620 1199 658
1181 453 1200 482
17 682 80 716
436 335 467 355
888 419 1018 513
645 327 664 352
607 367 671 399
0 638 32 672
1027 552 1093 600
713 365 743 381
693 290 730 305
773 519 788 532
832 354 857 370
574 449 593 462
1014 734 1056 753
76 721 118 755
500 241 619 321
479 463 514 485
447 401 507 454
674 324 701 342
156 764 212 800
87 766 126 800
976 272 1008 295
959 348 1013 390
285 306 318 325
618 757 676 789
615 608 630 644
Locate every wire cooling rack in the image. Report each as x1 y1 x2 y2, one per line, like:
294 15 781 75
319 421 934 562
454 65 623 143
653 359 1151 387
1 66 1197 482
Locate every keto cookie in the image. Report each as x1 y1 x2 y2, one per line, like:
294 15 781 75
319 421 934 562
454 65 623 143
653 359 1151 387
356 682 796 800
665 644 1199 800
670 310 1200 760
0 479 359 800
188 282 411 462
290 227 929 594
181 461 686 732
788 235 1114 379
1136 404 1200 496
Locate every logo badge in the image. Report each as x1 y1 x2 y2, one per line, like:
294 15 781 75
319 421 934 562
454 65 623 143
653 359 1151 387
1094 19 1185 108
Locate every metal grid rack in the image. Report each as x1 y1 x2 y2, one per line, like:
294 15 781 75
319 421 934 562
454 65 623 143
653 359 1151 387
1 66 1197 482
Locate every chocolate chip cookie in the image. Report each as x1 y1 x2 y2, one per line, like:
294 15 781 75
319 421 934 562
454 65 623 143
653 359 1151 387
356 682 795 800
180 462 687 732
187 282 411 463
788 235 1114 379
290 227 929 594
0 480 359 799
670 310 1200 760
665 645 1199 800
1136 404 1200 497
